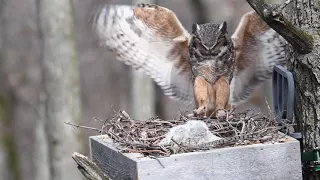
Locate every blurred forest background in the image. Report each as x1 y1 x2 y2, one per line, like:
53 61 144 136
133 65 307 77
0 0 284 179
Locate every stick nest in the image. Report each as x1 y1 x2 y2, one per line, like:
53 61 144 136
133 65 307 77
66 109 294 158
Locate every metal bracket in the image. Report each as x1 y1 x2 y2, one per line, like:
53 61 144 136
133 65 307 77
272 65 303 139
272 65 295 124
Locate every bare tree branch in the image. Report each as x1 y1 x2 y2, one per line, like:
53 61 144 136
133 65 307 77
246 0 313 54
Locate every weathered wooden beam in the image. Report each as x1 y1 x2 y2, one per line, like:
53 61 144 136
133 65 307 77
246 0 314 54
90 134 302 180
72 152 109 180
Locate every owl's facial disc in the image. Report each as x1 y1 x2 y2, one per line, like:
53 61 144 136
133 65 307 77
191 22 228 51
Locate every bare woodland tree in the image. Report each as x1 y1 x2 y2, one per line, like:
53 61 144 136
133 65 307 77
284 0 319 150
0 0 20 180
33 1 50 180
284 0 320 179
37 0 83 179
0 1 9 178
131 0 156 120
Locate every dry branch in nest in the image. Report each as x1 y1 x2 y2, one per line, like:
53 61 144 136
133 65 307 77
65 108 294 158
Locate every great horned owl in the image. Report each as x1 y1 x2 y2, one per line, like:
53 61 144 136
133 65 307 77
90 3 286 118
188 22 235 86
188 22 236 117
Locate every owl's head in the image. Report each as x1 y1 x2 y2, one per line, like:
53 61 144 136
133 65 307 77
189 21 229 57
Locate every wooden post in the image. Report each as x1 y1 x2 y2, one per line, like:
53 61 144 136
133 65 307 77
131 0 156 120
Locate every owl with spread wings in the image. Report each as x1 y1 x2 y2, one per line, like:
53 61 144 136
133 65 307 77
90 3 286 118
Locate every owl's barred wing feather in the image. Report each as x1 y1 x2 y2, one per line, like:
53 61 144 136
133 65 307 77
230 11 286 105
90 4 194 102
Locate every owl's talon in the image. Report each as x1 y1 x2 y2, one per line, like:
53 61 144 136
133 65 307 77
216 109 227 118
192 109 198 116
193 106 206 117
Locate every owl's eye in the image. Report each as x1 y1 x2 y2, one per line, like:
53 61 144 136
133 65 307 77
217 36 226 45
209 36 226 54
193 38 202 47
193 38 207 51
212 36 226 49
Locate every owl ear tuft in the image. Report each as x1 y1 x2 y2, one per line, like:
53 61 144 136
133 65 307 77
219 21 227 34
192 24 200 33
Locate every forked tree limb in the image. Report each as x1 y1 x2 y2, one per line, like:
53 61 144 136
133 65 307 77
246 0 313 54
72 152 109 180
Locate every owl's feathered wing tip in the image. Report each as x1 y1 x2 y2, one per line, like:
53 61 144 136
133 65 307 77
90 3 194 103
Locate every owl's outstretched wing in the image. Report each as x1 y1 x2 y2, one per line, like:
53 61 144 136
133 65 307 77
230 11 286 105
90 3 194 102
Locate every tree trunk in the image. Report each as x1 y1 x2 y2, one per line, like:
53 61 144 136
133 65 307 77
131 0 156 120
284 0 320 178
38 0 83 179
0 0 20 179
33 0 50 180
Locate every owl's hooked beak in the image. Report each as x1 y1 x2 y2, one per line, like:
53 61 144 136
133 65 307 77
219 21 227 34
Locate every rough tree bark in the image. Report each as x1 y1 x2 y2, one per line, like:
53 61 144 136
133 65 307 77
284 0 320 178
38 0 83 179
285 0 319 149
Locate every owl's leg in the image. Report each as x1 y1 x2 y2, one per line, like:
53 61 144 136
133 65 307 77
214 76 230 118
193 76 209 117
